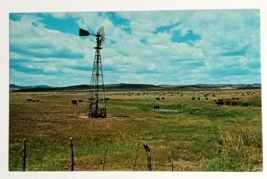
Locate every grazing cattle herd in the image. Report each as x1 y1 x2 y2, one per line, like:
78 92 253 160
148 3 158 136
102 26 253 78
24 90 258 111
27 98 84 106
149 90 257 110
27 99 40 102
71 99 83 106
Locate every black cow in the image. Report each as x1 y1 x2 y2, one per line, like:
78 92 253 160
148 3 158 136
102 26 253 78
216 101 223 106
232 102 237 107
192 97 195 100
242 103 249 107
27 99 32 102
154 106 160 110
78 100 83 103
162 97 165 100
71 100 78 106
156 97 160 100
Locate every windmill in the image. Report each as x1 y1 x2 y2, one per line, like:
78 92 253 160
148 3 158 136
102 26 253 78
79 26 107 118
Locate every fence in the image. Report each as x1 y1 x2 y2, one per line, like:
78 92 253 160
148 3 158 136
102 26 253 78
21 137 181 171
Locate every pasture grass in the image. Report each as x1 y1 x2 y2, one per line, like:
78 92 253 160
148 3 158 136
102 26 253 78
200 128 262 171
9 89 262 171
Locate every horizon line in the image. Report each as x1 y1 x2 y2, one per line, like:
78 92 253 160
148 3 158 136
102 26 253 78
10 82 262 88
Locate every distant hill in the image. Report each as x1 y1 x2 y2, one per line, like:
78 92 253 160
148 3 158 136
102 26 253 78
22 85 52 89
10 83 261 92
9 84 53 92
9 84 22 91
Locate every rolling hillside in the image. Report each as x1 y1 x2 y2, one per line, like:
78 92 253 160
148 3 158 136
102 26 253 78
10 83 261 92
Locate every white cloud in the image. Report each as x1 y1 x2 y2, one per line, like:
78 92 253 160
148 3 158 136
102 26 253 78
50 12 67 19
27 65 35 68
43 65 58 72
103 58 113 65
9 10 261 86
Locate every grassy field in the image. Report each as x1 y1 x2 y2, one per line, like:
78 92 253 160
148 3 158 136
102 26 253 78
9 89 262 171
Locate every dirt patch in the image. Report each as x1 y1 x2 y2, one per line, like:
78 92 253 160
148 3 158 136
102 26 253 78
78 115 88 119
173 159 199 171
111 116 130 121
77 114 128 121
155 109 184 113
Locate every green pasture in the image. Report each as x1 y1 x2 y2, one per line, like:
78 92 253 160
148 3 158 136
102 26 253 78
9 89 262 171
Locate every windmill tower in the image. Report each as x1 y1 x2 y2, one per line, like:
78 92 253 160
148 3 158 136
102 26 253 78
79 26 107 118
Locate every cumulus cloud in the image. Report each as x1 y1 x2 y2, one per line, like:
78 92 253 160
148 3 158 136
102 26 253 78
50 12 67 19
9 10 261 87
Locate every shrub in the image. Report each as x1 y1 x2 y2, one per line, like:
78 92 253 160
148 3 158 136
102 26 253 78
200 129 262 171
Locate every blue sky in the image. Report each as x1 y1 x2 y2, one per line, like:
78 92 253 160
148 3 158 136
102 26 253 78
9 10 261 87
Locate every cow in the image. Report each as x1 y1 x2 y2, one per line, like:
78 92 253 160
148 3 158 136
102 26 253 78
154 106 160 110
156 97 160 100
32 100 35 102
36 100 39 102
206 98 208 100
198 97 200 100
232 102 237 107
162 97 165 100
226 101 230 106
216 101 223 106
237 98 239 100
105 98 110 100
27 99 32 102
192 97 195 100
214 100 217 103
181 95 183 97
71 100 78 106
212 94 216 97
78 100 83 103
242 103 249 107
218 99 223 102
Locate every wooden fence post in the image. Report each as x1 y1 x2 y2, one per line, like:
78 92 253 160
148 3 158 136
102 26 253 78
172 148 174 171
133 142 140 171
69 137 74 171
103 148 107 171
143 143 152 171
23 138 26 171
